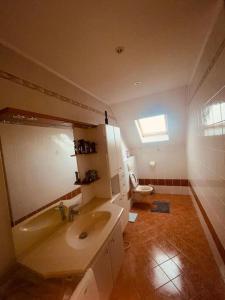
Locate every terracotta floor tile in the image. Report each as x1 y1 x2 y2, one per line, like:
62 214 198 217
191 288 225 300
171 254 194 273
172 274 198 299
148 245 170 265
110 194 225 300
147 266 170 289
154 281 184 300
149 258 158 268
110 278 141 300
160 259 182 280
158 240 180 258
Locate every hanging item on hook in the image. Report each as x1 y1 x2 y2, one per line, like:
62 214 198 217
105 110 109 124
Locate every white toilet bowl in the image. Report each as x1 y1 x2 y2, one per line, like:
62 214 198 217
129 171 153 202
135 185 154 193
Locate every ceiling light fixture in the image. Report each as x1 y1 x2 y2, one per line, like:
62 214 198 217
134 81 142 86
115 46 124 54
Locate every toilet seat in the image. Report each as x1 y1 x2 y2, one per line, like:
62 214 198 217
135 185 154 193
129 171 154 194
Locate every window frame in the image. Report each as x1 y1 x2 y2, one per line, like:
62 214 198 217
135 114 169 143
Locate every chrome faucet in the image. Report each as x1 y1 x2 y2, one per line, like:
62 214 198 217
68 204 80 222
55 201 66 221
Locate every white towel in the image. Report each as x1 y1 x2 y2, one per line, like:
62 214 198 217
129 212 138 222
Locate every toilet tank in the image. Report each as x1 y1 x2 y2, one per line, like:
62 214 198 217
70 269 99 300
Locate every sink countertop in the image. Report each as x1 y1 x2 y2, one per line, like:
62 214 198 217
17 197 123 278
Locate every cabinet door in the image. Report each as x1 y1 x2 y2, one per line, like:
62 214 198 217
114 126 123 171
119 171 127 194
109 222 124 283
121 193 130 231
114 193 129 232
92 243 113 300
70 269 99 300
105 125 118 177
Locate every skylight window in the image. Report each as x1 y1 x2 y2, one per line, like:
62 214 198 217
135 114 169 143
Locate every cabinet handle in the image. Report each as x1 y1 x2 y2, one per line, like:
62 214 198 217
84 288 88 295
105 248 109 255
111 238 115 243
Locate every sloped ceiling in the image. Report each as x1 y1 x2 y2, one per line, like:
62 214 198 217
0 0 219 104
111 86 188 148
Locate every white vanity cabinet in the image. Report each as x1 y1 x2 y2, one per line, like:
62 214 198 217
105 125 123 177
113 126 123 171
92 242 113 300
108 220 124 283
105 124 119 178
112 193 126 232
92 221 124 300
118 169 130 231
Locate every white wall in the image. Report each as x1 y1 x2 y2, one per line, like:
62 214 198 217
0 124 77 222
112 86 188 180
0 147 15 278
0 44 116 278
187 5 225 271
0 45 115 125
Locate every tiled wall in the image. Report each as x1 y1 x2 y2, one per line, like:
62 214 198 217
139 178 189 186
187 6 225 264
139 178 189 195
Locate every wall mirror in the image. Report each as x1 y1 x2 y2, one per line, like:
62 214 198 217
0 124 78 225
0 108 95 225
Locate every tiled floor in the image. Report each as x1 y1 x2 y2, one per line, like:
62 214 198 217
110 194 225 300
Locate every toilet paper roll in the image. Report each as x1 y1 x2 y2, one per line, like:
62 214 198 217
149 161 156 167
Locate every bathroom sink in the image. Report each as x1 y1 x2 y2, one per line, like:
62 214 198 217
66 211 111 249
19 208 62 232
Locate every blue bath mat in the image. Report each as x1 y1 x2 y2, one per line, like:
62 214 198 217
129 212 138 222
151 201 170 213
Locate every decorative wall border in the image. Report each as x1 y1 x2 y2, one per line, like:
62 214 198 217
189 183 225 265
0 70 115 119
138 178 189 186
13 187 81 226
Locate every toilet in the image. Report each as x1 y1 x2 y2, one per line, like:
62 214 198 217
129 171 154 202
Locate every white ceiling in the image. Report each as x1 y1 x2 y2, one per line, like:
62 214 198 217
0 0 219 104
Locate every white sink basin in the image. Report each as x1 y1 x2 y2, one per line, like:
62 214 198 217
19 208 62 232
66 211 111 249
17 201 123 278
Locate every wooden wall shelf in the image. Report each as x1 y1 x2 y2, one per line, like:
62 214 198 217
0 107 97 129
81 178 100 185
70 152 97 157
